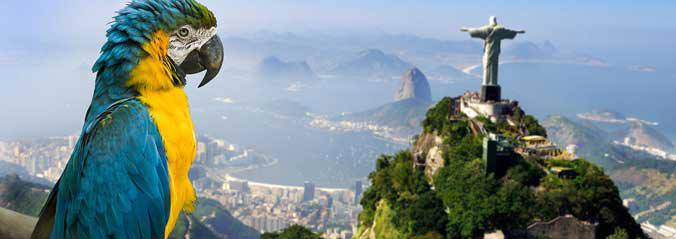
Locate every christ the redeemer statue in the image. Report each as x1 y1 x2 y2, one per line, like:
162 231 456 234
461 16 525 101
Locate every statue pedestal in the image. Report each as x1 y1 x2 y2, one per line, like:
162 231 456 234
481 85 501 102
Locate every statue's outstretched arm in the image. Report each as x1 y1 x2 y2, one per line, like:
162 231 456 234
462 26 490 38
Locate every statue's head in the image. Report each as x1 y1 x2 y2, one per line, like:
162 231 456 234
489 16 498 26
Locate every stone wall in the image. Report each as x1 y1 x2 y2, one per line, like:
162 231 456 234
459 95 516 122
527 214 596 239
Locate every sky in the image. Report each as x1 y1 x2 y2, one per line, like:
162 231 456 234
2 1 675 64
0 0 674 138
2 1 675 45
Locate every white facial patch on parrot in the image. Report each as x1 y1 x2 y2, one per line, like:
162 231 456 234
168 26 217 65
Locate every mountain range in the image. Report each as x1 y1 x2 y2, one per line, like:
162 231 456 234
616 122 674 150
425 64 477 83
327 49 412 81
257 56 317 83
169 198 259 239
503 40 558 59
574 110 674 151
542 115 676 227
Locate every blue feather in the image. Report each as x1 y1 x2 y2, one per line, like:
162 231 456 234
45 100 170 239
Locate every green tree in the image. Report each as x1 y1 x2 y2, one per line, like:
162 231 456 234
534 160 644 238
261 225 322 239
505 158 545 187
398 191 448 236
411 231 444 239
607 228 629 239
422 97 454 133
359 151 447 237
523 115 547 137
443 135 482 164
493 181 535 229
435 160 499 238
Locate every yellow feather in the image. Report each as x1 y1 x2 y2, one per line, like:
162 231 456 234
129 30 197 238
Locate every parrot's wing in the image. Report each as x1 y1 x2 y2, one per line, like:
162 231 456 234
32 98 171 239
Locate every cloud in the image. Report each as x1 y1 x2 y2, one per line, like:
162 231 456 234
213 97 235 104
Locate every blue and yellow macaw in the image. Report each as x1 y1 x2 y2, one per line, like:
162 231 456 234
31 0 224 238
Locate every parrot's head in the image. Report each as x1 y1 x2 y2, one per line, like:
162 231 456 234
93 0 224 90
162 1 223 88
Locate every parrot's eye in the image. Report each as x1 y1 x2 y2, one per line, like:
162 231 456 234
178 27 190 38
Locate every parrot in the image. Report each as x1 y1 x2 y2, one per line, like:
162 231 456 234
30 0 224 238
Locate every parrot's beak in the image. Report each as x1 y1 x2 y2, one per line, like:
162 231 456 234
179 34 224 88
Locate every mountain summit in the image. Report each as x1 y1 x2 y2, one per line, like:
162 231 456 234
328 49 412 81
394 68 432 103
621 121 674 150
257 56 317 82
355 99 643 239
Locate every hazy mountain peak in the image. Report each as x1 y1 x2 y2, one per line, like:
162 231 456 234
262 56 283 64
257 56 317 82
623 121 674 150
427 64 477 83
394 67 432 102
504 40 559 59
358 49 387 58
328 48 412 81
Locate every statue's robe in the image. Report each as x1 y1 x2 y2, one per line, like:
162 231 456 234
467 25 518 86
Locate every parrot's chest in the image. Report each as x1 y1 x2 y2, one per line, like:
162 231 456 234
139 88 196 167
136 88 198 236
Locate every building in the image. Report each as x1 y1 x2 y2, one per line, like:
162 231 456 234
622 199 638 212
641 222 676 239
341 231 353 239
459 91 519 122
303 181 315 202
228 180 250 192
566 144 578 158
326 196 334 209
549 167 578 179
195 141 206 162
484 230 505 239
516 135 575 160
354 180 362 205
482 134 513 176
